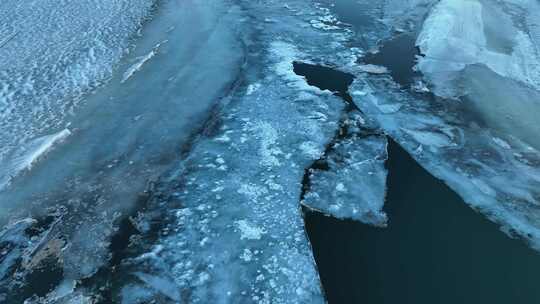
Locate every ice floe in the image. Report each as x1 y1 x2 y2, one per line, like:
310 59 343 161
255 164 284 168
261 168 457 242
302 111 389 226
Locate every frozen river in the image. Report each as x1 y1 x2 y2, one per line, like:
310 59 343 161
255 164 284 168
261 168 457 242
1 0 540 303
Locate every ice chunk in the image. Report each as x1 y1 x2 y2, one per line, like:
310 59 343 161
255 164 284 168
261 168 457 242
330 0 540 250
358 64 389 74
302 111 388 226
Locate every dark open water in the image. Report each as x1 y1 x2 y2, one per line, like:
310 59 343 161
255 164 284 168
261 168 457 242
305 139 540 304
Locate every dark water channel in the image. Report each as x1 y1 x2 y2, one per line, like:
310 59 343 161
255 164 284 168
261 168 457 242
305 139 540 304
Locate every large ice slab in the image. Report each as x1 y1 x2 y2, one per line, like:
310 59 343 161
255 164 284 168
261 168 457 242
415 0 540 151
43 0 364 302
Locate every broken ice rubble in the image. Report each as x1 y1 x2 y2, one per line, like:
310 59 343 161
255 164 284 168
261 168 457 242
3 0 540 302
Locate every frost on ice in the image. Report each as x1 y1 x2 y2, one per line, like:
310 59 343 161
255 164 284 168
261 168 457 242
0 129 71 190
0 0 247 301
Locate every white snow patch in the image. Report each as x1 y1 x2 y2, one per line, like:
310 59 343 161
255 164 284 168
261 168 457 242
240 248 253 262
237 183 268 202
235 220 266 240
246 83 261 95
270 41 329 94
299 141 323 159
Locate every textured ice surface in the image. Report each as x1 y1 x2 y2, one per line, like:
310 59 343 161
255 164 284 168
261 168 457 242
0 0 360 302
0 219 36 282
0 215 67 303
302 111 388 226
319 0 435 50
388 0 540 247
416 0 540 151
0 0 154 187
